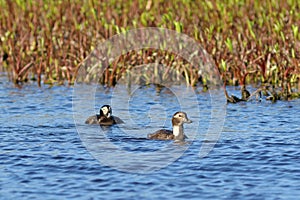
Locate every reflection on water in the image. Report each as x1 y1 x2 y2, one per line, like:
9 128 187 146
1 76 300 199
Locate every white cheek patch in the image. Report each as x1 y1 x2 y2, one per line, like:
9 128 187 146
102 107 109 115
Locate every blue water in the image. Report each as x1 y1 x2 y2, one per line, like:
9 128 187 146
1 74 300 199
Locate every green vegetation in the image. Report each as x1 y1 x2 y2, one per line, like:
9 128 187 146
0 0 299 100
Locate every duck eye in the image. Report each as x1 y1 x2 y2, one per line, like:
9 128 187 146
178 114 182 117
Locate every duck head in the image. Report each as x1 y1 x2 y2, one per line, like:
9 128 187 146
100 105 112 118
172 111 192 126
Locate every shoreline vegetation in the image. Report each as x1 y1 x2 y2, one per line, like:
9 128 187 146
0 0 299 101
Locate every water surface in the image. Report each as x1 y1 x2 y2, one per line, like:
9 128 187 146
1 75 300 199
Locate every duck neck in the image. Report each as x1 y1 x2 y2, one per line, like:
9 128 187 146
172 125 185 140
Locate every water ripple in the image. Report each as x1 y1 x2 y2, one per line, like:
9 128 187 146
1 81 300 199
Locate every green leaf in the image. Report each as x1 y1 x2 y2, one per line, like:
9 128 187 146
174 21 182 33
225 37 233 53
292 24 298 39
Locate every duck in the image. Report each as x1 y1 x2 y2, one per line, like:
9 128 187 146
147 111 192 141
85 105 124 125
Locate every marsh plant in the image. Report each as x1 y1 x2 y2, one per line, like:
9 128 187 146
0 0 299 100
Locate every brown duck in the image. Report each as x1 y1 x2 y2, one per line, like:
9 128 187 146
147 111 192 141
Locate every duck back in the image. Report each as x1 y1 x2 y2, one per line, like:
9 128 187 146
85 115 100 124
147 129 174 140
111 116 124 124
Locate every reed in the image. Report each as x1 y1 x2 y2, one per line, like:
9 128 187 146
0 0 299 99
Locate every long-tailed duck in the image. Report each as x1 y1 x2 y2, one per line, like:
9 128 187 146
85 105 124 125
147 111 192 141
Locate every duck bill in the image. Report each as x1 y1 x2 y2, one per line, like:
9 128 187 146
185 119 192 123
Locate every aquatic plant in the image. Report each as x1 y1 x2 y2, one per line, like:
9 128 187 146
0 0 299 100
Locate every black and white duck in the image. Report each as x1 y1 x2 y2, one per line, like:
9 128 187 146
85 105 124 125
